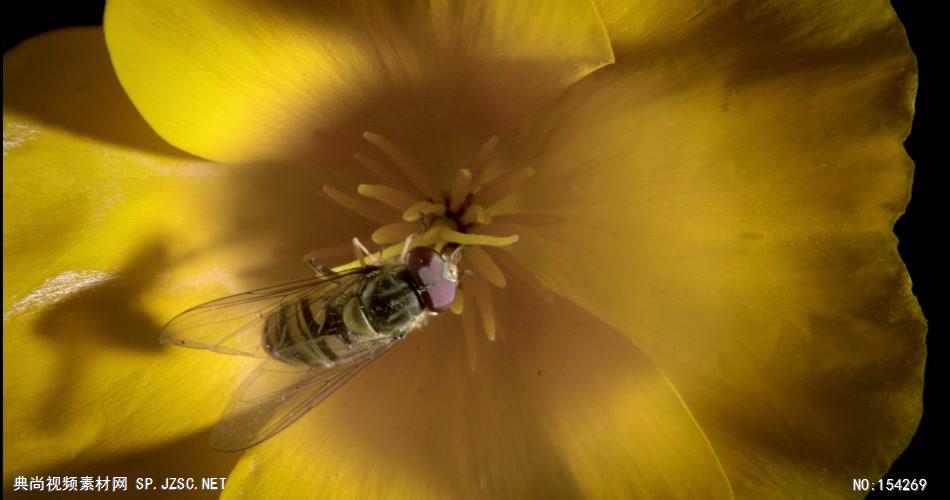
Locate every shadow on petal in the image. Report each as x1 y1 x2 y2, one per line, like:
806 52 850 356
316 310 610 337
31 240 175 431
206 161 376 285
605 1 911 86
2 428 241 499
223 278 732 498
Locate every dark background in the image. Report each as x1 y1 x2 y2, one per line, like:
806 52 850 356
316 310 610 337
4 1 939 497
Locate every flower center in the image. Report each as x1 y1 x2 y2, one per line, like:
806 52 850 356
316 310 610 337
341 133 528 251
315 132 558 365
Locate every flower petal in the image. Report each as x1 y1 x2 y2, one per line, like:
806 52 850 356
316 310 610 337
595 0 909 66
501 2 924 497
104 0 614 170
222 279 733 498
3 27 250 482
5 28 214 303
1 28 365 487
3 28 397 486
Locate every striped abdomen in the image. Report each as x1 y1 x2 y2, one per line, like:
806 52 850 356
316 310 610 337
262 296 355 366
261 268 425 367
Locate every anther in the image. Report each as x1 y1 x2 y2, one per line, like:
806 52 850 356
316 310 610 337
449 168 474 213
459 204 492 226
464 247 506 288
402 200 446 222
363 132 445 204
372 221 419 245
353 153 414 192
358 184 417 211
323 185 393 225
472 167 535 208
469 135 499 186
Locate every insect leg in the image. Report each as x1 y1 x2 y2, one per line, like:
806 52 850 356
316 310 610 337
352 237 378 265
306 259 336 277
399 234 415 262
303 251 339 277
448 245 464 264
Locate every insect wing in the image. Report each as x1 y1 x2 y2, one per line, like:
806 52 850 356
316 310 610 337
160 270 367 357
210 336 399 451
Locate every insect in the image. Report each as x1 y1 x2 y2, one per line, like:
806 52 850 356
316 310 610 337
160 237 460 451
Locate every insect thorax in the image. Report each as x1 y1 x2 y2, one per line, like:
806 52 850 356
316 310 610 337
358 267 424 335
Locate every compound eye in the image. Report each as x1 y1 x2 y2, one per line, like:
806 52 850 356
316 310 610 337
406 247 457 311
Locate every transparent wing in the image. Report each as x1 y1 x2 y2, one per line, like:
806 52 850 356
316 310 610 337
210 336 400 451
160 269 369 357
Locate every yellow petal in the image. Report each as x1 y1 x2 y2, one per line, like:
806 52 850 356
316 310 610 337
104 0 614 170
595 1 904 64
502 2 924 497
3 28 244 482
2 28 365 485
223 279 733 499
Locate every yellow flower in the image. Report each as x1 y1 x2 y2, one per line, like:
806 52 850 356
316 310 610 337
3 1 924 498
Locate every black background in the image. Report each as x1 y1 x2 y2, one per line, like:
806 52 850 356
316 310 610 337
3 2 939 497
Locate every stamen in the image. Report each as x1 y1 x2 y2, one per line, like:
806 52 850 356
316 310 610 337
372 221 419 245
464 247 506 288
486 213 565 226
398 225 441 250
353 153 414 193
469 135 499 186
450 289 464 315
470 276 496 340
448 168 473 213
358 184 417 211
403 200 447 222
321 131 535 348
322 185 393 225
363 132 445 204
460 292 478 371
459 204 492 226
473 167 535 208
466 222 523 239
434 226 518 248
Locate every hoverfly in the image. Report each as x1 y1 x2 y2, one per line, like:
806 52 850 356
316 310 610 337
161 237 460 451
